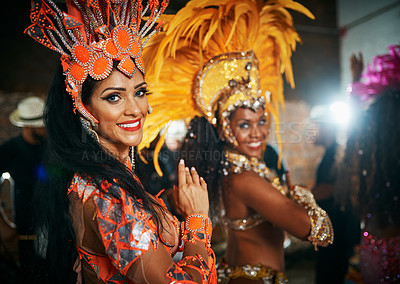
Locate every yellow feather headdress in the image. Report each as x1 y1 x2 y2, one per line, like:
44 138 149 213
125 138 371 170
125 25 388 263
139 0 314 175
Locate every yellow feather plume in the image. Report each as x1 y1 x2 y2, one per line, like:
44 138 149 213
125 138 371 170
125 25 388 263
140 0 314 175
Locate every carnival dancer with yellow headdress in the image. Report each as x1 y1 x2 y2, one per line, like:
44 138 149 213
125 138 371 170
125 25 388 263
24 0 217 283
140 0 333 282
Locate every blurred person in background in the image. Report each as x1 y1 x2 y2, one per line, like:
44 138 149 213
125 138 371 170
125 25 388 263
0 96 48 283
337 45 400 284
310 103 360 284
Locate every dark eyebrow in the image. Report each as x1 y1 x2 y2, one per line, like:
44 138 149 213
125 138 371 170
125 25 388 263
135 81 147 89
100 87 125 95
100 81 147 95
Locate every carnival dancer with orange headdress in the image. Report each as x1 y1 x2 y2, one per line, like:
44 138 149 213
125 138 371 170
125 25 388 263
139 0 333 282
25 0 216 283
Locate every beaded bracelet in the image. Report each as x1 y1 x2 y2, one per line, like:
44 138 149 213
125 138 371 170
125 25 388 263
290 186 334 250
185 214 207 233
181 214 212 247
307 207 334 250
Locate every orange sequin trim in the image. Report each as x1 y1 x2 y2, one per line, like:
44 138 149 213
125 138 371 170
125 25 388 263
187 215 204 231
181 214 212 247
135 56 145 75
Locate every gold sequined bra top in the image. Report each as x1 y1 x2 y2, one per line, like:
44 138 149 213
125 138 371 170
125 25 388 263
221 149 287 231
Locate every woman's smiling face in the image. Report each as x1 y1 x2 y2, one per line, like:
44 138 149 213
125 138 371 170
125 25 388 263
86 68 148 157
229 107 269 158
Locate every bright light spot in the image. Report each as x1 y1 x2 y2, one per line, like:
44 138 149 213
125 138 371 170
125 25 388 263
165 120 187 138
164 120 187 151
283 237 292 249
1 172 11 180
329 101 350 125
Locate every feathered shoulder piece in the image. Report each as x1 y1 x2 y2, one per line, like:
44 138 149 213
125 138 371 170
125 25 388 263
140 0 314 175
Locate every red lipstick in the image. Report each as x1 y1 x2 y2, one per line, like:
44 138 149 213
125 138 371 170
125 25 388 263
117 119 141 132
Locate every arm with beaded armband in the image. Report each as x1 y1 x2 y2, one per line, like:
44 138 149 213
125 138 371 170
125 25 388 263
170 214 216 283
290 185 334 250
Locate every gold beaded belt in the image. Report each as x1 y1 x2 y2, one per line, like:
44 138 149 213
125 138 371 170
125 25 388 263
217 260 288 284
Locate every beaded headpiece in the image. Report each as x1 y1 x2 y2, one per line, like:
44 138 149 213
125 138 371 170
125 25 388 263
139 0 314 175
194 50 268 145
25 0 168 125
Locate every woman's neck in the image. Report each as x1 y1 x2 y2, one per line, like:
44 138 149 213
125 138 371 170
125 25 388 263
98 138 129 163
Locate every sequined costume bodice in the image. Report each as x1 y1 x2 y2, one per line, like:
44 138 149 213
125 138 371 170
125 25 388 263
222 149 287 195
223 213 266 231
222 149 285 231
68 173 216 283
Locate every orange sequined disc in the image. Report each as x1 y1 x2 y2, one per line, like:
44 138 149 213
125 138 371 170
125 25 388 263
73 44 91 65
69 63 87 83
90 55 112 80
103 39 120 59
130 40 141 58
113 25 132 53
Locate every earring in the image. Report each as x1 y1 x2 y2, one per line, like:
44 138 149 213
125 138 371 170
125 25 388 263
224 126 238 147
130 146 135 171
148 104 153 114
80 117 100 144
227 135 238 147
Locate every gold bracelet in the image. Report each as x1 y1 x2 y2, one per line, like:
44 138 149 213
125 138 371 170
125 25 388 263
307 207 334 250
290 186 334 250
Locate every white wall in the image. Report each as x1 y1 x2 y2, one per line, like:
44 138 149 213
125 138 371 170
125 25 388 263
337 0 400 92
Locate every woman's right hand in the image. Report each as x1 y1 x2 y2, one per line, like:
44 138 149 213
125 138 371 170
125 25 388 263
173 159 209 217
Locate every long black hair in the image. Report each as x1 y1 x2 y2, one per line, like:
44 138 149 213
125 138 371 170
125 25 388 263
336 89 400 229
179 116 224 220
34 64 166 283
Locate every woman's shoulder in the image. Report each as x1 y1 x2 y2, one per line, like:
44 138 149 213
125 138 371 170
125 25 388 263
68 172 100 203
229 171 268 189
